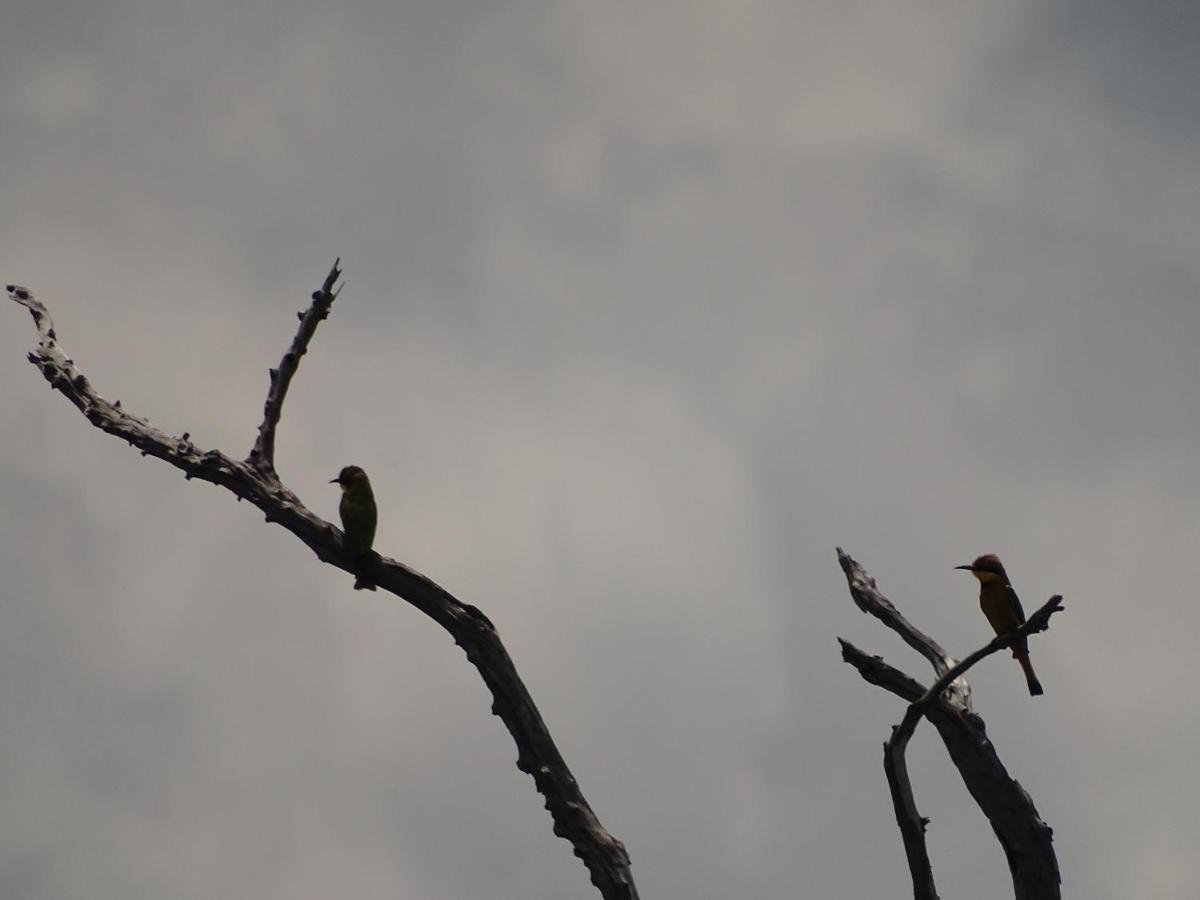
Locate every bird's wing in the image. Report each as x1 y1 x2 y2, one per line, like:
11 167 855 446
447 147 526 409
1006 585 1027 623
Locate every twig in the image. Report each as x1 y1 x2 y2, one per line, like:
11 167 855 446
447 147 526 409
248 259 342 472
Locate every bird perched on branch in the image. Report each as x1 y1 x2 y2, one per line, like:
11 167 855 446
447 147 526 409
331 465 377 590
956 554 1044 696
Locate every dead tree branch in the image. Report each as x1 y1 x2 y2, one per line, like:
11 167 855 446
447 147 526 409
6 271 638 900
248 259 342 473
838 548 967 707
837 549 1062 900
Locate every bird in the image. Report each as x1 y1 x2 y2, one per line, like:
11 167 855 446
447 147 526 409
955 554 1044 696
331 465 378 590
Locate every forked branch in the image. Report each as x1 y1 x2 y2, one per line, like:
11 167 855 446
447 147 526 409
6 270 638 900
838 548 964 702
837 549 1062 900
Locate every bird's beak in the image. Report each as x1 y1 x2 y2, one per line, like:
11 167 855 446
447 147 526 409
954 564 974 571
329 477 340 484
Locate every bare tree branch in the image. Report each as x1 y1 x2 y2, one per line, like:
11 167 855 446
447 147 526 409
838 640 926 703
6 272 638 900
838 638 939 899
248 258 343 473
837 550 1061 900
882 595 1062 900
837 638 940 899
899 595 1063 737
837 548 964 699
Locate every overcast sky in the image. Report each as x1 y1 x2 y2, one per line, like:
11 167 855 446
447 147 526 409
3 2 1199 898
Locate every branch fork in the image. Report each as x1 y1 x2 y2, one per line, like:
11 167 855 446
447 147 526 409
837 549 1063 900
7 268 637 900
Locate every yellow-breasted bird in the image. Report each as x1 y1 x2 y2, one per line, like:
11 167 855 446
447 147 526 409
955 553 1044 696
331 465 378 590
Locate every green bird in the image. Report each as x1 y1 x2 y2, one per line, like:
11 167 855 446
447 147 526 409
331 465 378 590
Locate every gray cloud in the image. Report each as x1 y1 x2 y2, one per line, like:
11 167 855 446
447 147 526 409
3 2 1200 898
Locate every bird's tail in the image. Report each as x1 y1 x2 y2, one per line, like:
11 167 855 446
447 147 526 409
1015 650 1044 696
353 550 379 591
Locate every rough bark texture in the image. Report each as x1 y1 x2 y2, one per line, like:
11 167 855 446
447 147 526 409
7 270 638 900
837 549 1062 900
